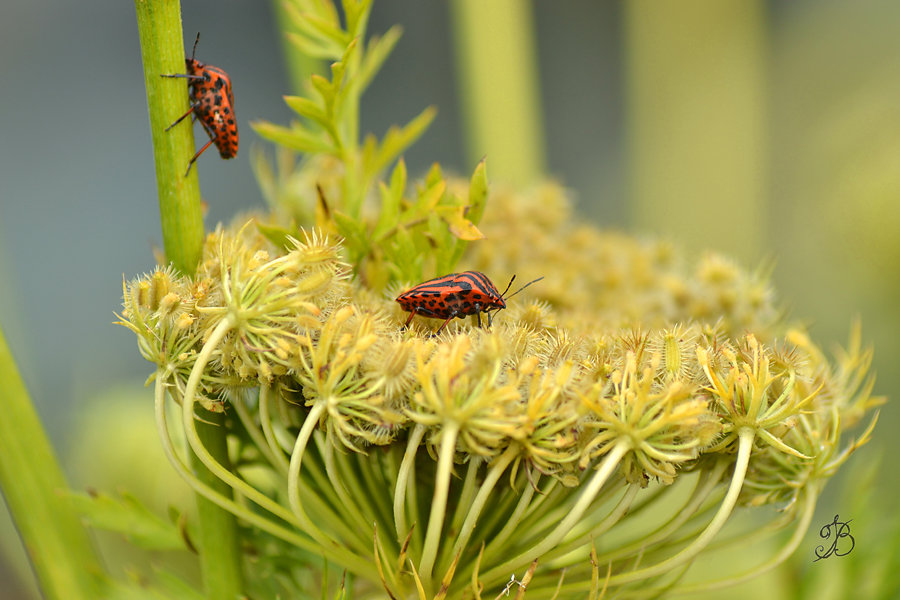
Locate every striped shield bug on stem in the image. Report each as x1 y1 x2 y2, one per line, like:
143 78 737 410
161 33 238 176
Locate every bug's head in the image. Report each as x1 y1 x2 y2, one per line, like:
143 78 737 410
184 58 199 75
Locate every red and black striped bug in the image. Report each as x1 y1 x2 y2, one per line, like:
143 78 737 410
396 271 543 334
161 33 238 175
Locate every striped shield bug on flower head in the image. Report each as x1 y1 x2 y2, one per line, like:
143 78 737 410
396 271 543 334
161 33 238 175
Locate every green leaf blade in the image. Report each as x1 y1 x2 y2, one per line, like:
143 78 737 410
251 121 336 155
367 106 437 180
357 26 403 95
66 490 185 551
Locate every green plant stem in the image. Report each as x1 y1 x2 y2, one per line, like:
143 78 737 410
393 423 426 541
287 403 333 544
701 504 794 553
0 326 104 600
134 0 204 274
447 456 481 536
190 410 244 599
351 447 394 535
308 434 360 532
135 5 237 594
232 392 286 476
321 432 377 542
481 473 536 552
418 422 460 585
525 474 620 538
259 384 291 474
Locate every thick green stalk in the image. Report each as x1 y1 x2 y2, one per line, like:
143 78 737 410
0 325 104 599
450 0 545 186
418 423 460 590
134 0 204 274
191 410 245 598
135 3 241 598
393 424 426 542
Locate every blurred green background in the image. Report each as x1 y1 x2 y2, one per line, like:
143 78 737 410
1 0 897 598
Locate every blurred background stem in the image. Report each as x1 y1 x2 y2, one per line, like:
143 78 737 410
134 1 243 597
625 0 767 264
0 325 104 600
450 0 546 186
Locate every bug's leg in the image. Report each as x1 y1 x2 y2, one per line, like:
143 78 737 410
475 306 483 329
197 116 218 141
487 310 494 328
161 73 205 81
403 311 416 329
165 103 198 131
436 312 457 335
184 135 218 176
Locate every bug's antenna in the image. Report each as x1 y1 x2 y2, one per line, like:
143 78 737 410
499 275 517 299
503 276 544 302
191 32 200 61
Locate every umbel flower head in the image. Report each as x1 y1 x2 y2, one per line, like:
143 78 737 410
121 180 881 598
